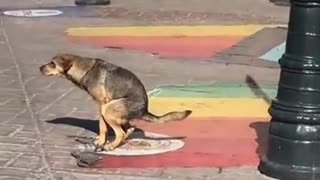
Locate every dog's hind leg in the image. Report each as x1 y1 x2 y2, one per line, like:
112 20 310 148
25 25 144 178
122 121 135 139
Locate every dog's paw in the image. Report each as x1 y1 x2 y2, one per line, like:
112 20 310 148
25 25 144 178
94 136 106 147
102 143 117 151
94 135 100 140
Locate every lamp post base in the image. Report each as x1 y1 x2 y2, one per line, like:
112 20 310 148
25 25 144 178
75 0 110 6
259 156 320 180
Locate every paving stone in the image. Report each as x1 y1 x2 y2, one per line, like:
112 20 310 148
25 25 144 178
9 155 42 170
53 171 167 180
0 88 24 99
0 137 36 145
0 152 16 166
51 162 79 170
0 168 40 179
33 102 94 114
30 89 90 103
0 177 25 180
5 119 36 132
0 144 40 153
0 125 22 136
0 152 15 160
0 159 10 167
33 105 80 117
0 108 26 116
161 168 220 180
0 33 6 44
0 98 26 109
0 110 26 119
24 77 72 92
0 45 14 60
13 131 38 140
215 166 275 180
42 136 78 147
44 146 78 153
48 156 74 164
114 168 164 178
0 76 20 89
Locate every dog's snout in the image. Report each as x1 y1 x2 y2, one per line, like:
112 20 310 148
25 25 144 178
39 65 44 72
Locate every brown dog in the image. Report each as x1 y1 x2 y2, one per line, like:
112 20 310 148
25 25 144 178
39 53 192 151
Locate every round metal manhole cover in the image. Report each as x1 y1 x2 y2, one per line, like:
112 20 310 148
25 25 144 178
3 9 63 17
78 132 184 156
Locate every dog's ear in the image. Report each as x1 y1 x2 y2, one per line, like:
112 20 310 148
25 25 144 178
53 54 75 71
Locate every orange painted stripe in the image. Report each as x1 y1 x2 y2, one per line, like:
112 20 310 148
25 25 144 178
67 36 243 58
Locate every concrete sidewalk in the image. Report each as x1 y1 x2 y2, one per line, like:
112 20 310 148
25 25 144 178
0 0 288 179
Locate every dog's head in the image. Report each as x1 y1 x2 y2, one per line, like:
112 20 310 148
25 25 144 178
39 54 75 76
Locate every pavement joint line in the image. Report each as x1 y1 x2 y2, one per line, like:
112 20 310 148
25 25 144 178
6 79 16 85
3 152 23 168
24 76 37 85
42 81 56 89
0 99 12 106
8 125 23 137
0 65 15 74
29 93 38 102
1 18 54 179
1 109 27 124
0 166 42 173
35 87 74 114
53 169 167 179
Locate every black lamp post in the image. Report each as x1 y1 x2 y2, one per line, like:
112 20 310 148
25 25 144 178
259 0 320 179
75 0 110 6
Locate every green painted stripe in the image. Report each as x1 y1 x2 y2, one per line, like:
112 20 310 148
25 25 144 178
148 82 277 98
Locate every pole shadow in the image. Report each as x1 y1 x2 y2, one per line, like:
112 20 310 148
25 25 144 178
245 75 272 157
249 122 269 157
269 0 290 6
245 75 272 105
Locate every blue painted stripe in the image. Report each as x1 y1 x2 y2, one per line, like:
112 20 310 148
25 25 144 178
259 42 286 62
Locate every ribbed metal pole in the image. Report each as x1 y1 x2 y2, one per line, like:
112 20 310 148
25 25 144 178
259 0 320 179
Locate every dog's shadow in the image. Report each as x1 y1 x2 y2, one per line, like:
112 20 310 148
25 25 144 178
46 117 186 141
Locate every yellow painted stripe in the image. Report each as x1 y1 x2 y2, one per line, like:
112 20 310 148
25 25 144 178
66 25 285 37
148 97 270 118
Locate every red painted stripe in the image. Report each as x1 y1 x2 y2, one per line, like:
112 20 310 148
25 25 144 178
94 118 269 168
67 36 243 58
95 139 258 168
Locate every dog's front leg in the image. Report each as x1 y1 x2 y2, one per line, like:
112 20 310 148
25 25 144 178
94 105 108 147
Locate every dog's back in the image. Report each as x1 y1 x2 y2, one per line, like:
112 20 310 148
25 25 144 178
83 59 149 106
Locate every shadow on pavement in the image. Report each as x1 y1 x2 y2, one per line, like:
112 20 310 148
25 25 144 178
250 122 269 157
47 117 98 133
245 75 271 158
269 0 290 6
245 75 272 105
46 117 186 140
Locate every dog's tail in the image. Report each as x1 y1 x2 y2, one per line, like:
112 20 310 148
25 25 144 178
141 110 192 123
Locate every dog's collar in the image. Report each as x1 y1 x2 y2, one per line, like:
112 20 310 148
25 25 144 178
78 61 98 90
63 61 97 90
64 64 73 74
